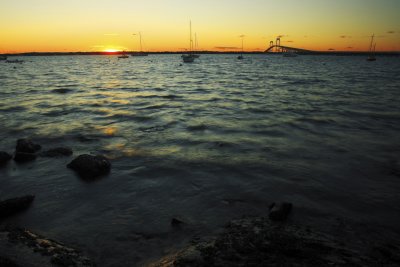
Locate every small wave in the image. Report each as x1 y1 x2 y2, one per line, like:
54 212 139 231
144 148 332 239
139 125 167 132
245 107 267 114
138 103 171 110
107 113 154 122
52 88 74 94
0 106 27 112
253 129 286 137
207 141 237 149
297 117 338 125
187 124 208 131
161 94 181 100
55 83 79 88
285 78 325 86
42 109 72 117
41 107 84 117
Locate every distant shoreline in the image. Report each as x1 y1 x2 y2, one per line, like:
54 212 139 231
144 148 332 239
1 51 399 57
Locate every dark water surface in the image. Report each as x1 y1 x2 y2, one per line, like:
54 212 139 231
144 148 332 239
1 55 400 266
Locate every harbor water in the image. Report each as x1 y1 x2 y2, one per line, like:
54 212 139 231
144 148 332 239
1 54 400 266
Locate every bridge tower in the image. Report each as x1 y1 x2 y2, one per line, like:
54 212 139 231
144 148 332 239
276 37 281 52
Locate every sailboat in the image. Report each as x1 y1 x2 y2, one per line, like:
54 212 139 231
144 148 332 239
192 33 200 58
118 51 129 59
131 32 148 57
181 21 196 63
367 34 376 61
237 35 244 60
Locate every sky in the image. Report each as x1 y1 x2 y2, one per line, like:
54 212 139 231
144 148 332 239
1 0 399 53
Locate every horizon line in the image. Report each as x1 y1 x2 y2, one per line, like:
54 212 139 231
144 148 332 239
2 50 400 55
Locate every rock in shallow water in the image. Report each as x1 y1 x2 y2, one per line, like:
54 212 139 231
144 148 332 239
0 195 35 219
67 154 111 179
269 202 293 221
0 151 12 166
15 139 41 153
171 218 185 227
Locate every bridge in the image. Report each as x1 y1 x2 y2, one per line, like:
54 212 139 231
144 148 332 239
264 37 314 54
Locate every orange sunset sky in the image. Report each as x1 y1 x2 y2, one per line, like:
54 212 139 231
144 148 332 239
1 0 399 53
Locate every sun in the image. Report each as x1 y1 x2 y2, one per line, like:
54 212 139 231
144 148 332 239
103 48 120 53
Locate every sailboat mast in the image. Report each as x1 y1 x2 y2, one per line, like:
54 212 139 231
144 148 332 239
369 34 375 52
139 32 143 52
189 20 193 53
195 33 197 51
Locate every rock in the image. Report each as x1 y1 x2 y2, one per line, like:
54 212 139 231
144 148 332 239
0 151 12 166
151 217 369 267
13 152 37 163
15 139 41 153
269 202 293 221
171 218 185 227
0 226 95 267
67 154 111 179
40 147 73 157
0 195 35 219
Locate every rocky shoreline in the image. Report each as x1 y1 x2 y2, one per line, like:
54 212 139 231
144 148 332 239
0 138 111 266
0 225 95 267
1 138 400 266
151 216 400 267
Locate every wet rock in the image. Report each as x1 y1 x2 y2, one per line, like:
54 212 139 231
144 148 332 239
269 202 293 221
67 154 111 179
0 195 35 219
40 147 73 157
151 217 370 267
0 226 95 267
0 151 12 166
13 152 37 163
171 218 185 227
15 139 41 153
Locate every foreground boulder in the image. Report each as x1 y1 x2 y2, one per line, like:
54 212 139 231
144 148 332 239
0 195 35 219
67 154 111 179
0 151 12 166
0 226 95 267
40 147 73 158
15 139 41 153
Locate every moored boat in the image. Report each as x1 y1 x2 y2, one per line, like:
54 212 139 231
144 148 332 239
118 52 129 59
6 59 24 63
182 21 196 63
131 32 148 57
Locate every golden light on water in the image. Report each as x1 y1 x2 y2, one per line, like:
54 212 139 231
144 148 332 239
104 127 118 136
